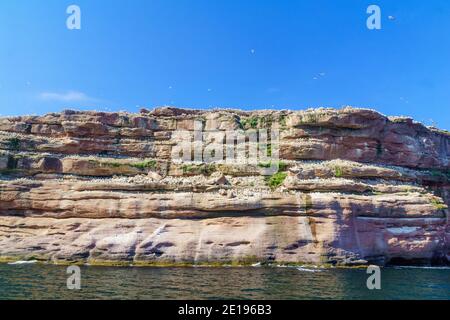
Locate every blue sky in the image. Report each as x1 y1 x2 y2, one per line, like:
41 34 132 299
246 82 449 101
0 0 449 129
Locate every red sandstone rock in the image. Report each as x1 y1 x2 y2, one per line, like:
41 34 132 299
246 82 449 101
0 107 448 266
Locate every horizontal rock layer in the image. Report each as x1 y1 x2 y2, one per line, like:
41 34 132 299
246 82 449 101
0 107 449 266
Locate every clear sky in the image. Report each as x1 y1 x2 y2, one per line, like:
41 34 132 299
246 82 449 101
1 0 449 129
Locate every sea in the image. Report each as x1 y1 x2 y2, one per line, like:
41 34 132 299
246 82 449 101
0 263 449 300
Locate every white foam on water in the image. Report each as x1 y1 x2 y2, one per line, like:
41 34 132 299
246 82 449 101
296 266 324 273
8 260 37 265
275 265 290 268
393 266 450 270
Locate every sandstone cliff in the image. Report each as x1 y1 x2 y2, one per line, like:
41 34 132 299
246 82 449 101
0 106 449 266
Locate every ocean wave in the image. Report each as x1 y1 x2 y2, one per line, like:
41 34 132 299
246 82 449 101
392 266 450 270
7 260 37 265
296 266 324 273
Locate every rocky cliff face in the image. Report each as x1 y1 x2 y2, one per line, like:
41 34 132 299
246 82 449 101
0 107 449 266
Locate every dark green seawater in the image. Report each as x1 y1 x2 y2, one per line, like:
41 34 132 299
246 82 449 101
0 264 449 300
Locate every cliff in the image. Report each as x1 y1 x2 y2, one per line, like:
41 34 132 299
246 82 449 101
0 106 449 266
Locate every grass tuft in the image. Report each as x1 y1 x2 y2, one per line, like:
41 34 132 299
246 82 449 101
430 198 447 210
131 160 157 170
258 161 288 172
265 172 287 190
334 166 343 178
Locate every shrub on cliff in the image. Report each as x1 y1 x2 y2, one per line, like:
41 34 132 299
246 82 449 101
265 172 288 190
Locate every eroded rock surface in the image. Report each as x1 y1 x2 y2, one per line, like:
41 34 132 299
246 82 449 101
0 107 449 266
